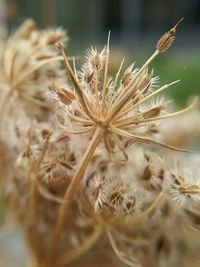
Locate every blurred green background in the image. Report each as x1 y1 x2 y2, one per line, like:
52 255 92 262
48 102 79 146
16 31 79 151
0 0 200 106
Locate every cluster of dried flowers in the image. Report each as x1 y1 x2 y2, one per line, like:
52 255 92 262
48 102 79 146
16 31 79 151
0 18 200 267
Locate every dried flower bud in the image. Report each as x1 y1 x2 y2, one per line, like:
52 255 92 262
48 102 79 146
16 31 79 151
49 83 75 105
121 64 136 88
121 71 133 87
84 72 94 84
143 105 164 119
156 18 184 53
41 129 52 140
138 72 152 94
45 30 66 45
17 19 36 38
170 167 200 206
85 47 105 72
57 88 75 105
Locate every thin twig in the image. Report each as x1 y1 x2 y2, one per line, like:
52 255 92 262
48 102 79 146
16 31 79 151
102 31 111 114
49 127 104 258
105 50 159 123
0 89 12 131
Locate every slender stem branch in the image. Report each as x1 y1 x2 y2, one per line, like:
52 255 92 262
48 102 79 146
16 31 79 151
29 175 38 221
127 192 163 227
105 50 159 123
111 192 164 230
102 31 111 114
49 127 104 257
114 100 195 128
95 72 100 109
29 137 50 221
13 56 62 87
58 44 98 123
0 89 12 131
108 79 179 126
106 228 139 267
111 126 192 152
108 58 125 108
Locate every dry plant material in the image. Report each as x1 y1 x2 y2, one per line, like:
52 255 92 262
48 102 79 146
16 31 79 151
0 18 67 130
1 19 200 267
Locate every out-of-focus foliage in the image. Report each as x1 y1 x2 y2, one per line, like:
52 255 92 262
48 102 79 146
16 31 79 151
153 55 200 106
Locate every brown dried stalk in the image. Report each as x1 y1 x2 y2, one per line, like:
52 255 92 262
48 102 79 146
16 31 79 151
50 126 103 256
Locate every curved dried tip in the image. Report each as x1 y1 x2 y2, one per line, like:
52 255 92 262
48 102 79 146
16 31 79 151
45 31 67 46
55 42 64 50
156 18 184 53
15 19 36 39
49 82 75 105
41 129 52 140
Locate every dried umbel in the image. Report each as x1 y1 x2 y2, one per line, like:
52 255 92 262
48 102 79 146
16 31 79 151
0 19 67 193
1 19 200 267
0 19 67 133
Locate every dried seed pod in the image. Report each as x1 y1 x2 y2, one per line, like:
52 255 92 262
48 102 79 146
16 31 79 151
57 88 75 105
84 72 94 84
49 83 75 105
41 129 52 140
143 105 164 119
156 18 184 53
44 29 67 45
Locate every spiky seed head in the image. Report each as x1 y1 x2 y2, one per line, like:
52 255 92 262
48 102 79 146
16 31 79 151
156 18 184 53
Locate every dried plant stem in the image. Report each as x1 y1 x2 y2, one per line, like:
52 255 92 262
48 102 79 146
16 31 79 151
113 80 180 123
13 56 63 87
129 191 163 226
134 101 196 124
22 93 51 108
114 99 195 128
105 50 159 123
50 127 104 257
108 58 125 108
95 72 100 109
28 181 46 265
24 227 46 267
58 44 98 123
26 142 49 266
102 31 110 113
0 89 11 131
111 192 164 230
56 225 103 267
29 139 50 221
29 176 38 221
106 228 140 267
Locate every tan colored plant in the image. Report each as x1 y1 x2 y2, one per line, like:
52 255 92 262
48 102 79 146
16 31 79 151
1 18 200 267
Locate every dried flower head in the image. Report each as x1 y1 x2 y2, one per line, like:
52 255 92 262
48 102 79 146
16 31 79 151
0 19 67 132
47 19 198 266
1 19 200 267
170 164 200 207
